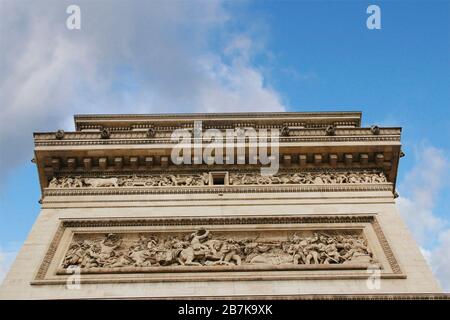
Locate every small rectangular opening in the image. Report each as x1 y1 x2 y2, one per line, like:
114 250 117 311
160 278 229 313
213 176 225 185
210 172 228 186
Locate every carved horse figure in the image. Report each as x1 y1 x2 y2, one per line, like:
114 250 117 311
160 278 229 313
168 174 193 186
84 177 119 188
177 228 210 266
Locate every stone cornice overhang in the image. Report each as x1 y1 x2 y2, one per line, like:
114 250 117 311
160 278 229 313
34 127 400 146
32 112 402 196
33 140 401 193
73 111 362 130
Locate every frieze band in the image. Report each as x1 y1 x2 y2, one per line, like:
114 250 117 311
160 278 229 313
47 170 388 189
32 215 403 284
59 228 374 273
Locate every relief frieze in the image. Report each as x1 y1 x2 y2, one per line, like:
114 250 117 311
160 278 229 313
60 228 374 273
47 170 388 189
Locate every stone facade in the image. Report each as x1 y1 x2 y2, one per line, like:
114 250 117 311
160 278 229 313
0 112 442 299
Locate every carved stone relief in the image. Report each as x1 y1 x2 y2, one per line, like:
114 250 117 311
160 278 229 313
47 170 387 188
61 228 374 272
32 216 403 284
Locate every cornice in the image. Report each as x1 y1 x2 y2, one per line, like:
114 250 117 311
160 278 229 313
34 127 401 147
73 111 363 130
43 183 394 197
34 136 401 147
31 112 403 194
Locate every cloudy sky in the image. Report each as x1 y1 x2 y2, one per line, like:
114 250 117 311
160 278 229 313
0 0 449 290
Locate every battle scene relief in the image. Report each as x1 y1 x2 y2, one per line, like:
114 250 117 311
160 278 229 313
60 228 375 273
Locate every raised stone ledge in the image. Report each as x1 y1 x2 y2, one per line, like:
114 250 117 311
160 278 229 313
34 134 401 147
43 183 394 197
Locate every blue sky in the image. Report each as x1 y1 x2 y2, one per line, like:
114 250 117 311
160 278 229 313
0 0 449 290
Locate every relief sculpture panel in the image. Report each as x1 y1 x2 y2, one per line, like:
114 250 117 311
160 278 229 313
48 170 388 188
33 216 403 284
59 228 374 274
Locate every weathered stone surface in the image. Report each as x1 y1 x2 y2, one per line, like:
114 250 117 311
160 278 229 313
0 112 442 299
46 170 388 189
60 229 373 271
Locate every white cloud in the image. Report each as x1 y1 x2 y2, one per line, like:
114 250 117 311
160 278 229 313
0 0 285 173
426 230 450 292
397 145 448 243
397 145 450 291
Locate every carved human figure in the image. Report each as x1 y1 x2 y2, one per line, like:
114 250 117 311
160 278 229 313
314 175 325 184
322 238 342 264
373 172 387 183
304 173 314 184
158 175 172 186
289 173 302 184
63 242 85 267
347 173 360 184
361 172 372 183
94 234 122 267
256 175 272 185
62 228 375 270
80 242 101 268
108 253 133 268
129 245 152 267
215 240 242 266
50 170 389 189
177 228 210 266
199 173 210 186
302 233 320 264
48 177 59 188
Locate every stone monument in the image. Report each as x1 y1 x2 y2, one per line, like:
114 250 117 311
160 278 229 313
0 112 443 299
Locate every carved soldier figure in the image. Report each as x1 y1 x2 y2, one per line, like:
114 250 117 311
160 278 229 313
290 173 302 184
48 177 59 188
229 173 244 185
63 242 85 267
256 175 272 185
71 177 84 188
184 176 194 186
95 234 122 267
201 172 210 186
313 175 325 184
158 175 172 186
286 235 307 264
304 173 314 184
215 240 242 266
129 245 152 267
303 233 320 264
108 253 133 268
80 241 102 268
177 228 211 266
373 172 387 183
321 237 342 264
347 173 360 184
61 228 375 271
